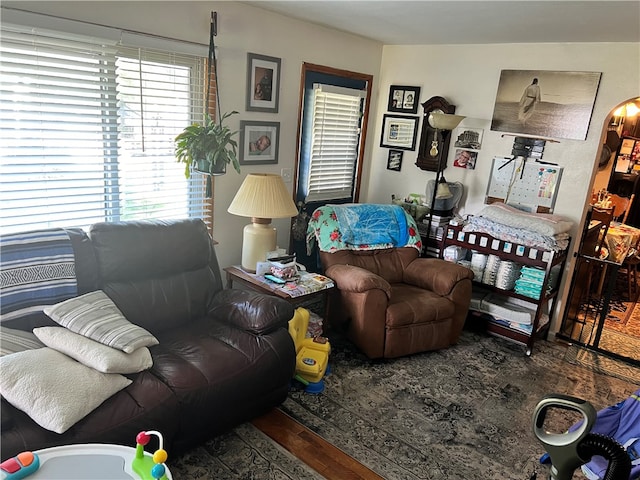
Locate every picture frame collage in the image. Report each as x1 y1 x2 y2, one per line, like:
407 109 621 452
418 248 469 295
452 127 484 170
241 53 282 165
382 85 421 172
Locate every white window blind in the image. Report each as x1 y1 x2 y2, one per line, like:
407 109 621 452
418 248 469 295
305 84 364 202
115 47 206 222
0 23 207 234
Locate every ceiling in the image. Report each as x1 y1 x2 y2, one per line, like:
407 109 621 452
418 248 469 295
243 1 640 45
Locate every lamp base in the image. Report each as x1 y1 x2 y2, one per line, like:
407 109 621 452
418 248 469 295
241 219 276 273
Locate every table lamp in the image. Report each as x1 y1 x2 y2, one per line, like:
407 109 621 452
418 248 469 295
228 173 298 272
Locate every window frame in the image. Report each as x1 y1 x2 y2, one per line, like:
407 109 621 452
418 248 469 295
293 63 373 207
0 19 211 234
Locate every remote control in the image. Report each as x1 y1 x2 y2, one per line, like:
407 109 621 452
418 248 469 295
0 452 40 479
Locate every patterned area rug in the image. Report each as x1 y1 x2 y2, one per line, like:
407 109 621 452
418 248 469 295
168 423 324 479
169 330 639 480
564 343 640 381
281 330 638 480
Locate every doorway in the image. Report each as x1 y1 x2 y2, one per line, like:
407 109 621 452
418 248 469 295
558 97 640 366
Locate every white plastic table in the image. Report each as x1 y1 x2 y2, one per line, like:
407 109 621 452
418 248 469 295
28 443 173 479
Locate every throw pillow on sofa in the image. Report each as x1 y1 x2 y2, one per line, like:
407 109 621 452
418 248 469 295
33 326 153 374
0 347 132 433
43 290 158 353
0 326 44 356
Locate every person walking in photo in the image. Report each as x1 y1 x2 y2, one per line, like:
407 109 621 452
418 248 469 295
518 77 541 125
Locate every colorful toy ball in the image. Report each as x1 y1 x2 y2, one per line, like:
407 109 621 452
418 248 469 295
151 463 166 479
132 430 169 480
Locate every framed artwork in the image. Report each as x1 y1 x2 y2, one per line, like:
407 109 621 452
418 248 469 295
239 120 280 165
490 69 602 140
388 85 421 114
380 114 419 151
246 53 281 113
453 149 477 170
387 150 403 171
454 127 484 150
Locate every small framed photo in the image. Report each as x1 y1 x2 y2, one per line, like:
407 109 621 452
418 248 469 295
380 114 419 151
239 121 280 165
388 85 421 114
387 150 403 171
246 53 281 113
453 149 478 170
454 127 484 150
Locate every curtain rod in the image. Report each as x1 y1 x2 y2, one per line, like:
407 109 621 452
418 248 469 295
1 6 208 49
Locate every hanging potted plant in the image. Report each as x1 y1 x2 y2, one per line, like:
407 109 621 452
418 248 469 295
174 110 241 178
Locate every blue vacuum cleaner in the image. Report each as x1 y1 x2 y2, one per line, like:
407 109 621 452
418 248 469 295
532 394 633 480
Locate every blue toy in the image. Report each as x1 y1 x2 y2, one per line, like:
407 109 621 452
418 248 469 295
0 452 39 479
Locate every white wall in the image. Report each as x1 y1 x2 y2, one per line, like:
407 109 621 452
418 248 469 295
368 44 640 222
3 1 384 270
365 43 639 332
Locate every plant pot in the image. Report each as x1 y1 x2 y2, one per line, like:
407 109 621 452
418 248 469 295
194 159 226 176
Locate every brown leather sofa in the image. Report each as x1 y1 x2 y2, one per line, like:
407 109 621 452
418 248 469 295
321 247 474 359
1 219 296 459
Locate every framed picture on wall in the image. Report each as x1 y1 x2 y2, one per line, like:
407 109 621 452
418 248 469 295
239 120 280 165
387 85 421 114
246 53 281 113
490 69 602 140
387 150 403 171
380 114 419 150
454 127 484 150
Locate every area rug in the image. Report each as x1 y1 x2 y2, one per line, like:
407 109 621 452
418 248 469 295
168 422 324 479
565 343 640 381
168 329 639 480
280 330 639 480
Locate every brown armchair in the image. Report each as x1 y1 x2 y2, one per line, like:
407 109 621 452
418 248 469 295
320 246 474 359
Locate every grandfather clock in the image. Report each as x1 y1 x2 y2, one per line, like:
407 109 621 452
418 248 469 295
415 96 456 172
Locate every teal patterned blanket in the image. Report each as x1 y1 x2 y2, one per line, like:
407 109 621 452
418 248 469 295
0 229 77 317
306 204 422 254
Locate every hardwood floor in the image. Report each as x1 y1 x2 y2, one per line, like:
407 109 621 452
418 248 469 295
252 408 384 480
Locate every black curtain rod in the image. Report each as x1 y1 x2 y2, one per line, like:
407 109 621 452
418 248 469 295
2 6 208 49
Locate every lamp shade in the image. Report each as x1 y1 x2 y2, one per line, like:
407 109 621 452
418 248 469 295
228 174 298 219
428 113 466 131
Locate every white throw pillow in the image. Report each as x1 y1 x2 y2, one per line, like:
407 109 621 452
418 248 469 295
0 348 132 433
0 326 44 356
43 290 158 354
33 327 153 374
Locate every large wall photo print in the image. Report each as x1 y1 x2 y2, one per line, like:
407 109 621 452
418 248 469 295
490 70 601 140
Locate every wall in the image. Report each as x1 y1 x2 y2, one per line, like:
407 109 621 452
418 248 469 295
364 43 640 332
3 1 384 271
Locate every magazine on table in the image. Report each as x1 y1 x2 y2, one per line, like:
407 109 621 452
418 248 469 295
267 271 335 297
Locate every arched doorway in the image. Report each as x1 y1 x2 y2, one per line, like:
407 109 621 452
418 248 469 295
558 97 640 367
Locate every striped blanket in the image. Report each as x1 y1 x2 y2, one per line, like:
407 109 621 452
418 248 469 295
0 229 77 318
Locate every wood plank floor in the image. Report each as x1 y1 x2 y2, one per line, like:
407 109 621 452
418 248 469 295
252 408 384 480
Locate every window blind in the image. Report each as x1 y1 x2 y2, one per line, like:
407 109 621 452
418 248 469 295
115 46 207 222
305 84 364 202
0 24 207 234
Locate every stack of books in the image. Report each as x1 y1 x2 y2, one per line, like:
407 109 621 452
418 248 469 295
423 214 452 241
421 214 452 257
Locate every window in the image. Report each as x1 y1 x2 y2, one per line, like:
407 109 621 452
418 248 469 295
0 23 207 234
305 84 364 202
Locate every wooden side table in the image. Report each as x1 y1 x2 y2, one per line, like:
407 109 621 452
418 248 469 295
223 266 334 327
